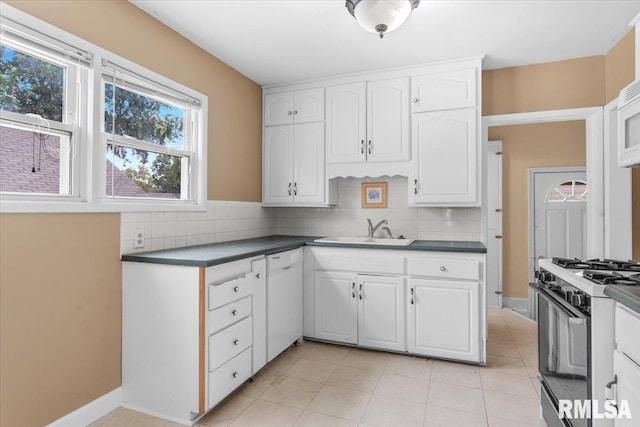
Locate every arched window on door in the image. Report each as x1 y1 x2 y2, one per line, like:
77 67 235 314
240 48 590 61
546 180 588 202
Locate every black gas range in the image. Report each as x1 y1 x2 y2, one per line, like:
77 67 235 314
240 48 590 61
552 257 640 286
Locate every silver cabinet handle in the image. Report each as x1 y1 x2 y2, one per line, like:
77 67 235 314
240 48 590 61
440 266 446 272
410 288 414 305
233 339 239 346
288 182 292 196
360 139 365 154
413 98 419 103
233 286 239 292
414 179 418 195
368 140 372 155
256 273 261 279
287 110 292 115
359 283 363 300
232 371 238 378
293 182 297 196
352 282 356 298
232 309 237 316
293 110 298 115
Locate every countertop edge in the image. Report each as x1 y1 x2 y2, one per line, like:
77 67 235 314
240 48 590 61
604 285 640 316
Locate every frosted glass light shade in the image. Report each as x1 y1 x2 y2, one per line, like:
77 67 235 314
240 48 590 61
346 0 420 38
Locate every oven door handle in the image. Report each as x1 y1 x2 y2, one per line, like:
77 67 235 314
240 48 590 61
530 282 588 320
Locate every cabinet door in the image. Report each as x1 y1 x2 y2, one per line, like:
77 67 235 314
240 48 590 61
614 350 640 427
293 122 325 204
411 68 477 113
264 92 294 126
408 279 480 362
314 271 358 344
326 82 366 163
357 275 405 352
263 126 293 204
293 88 324 124
367 78 410 162
410 108 477 205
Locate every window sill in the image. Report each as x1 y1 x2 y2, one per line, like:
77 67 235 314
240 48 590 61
0 199 207 213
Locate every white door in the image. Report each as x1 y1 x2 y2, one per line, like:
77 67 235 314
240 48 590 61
532 169 587 273
410 108 477 204
264 92 293 126
411 68 477 113
357 275 405 352
293 122 325 204
293 88 324 124
326 82 366 163
263 126 293 204
486 141 503 307
408 279 480 362
366 78 410 162
614 350 640 427
314 271 358 344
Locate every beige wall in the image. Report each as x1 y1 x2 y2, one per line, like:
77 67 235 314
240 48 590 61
483 56 605 116
1 1 263 425
0 214 121 427
488 122 587 298
603 27 640 261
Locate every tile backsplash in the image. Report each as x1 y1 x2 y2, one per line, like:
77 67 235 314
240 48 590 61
273 176 481 241
120 177 481 255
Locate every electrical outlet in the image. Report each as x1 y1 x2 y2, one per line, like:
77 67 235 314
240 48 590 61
134 229 145 249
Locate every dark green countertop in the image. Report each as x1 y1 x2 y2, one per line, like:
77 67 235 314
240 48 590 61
121 235 487 267
605 285 640 316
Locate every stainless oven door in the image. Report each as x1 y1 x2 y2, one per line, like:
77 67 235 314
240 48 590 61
531 282 591 427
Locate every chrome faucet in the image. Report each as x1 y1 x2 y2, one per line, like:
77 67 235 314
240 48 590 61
367 218 388 238
380 226 395 239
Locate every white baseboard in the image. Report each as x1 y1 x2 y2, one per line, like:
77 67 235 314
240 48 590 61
502 297 531 318
46 387 122 427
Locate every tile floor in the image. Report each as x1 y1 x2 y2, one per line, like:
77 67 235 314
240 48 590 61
91 308 546 427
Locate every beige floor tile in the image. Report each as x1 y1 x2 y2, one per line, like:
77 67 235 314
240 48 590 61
101 409 168 427
341 348 390 372
294 411 359 427
261 355 298 376
259 376 323 409
484 355 529 377
282 341 316 359
480 370 538 398
427 382 486 415
285 358 339 382
423 404 488 427
89 407 125 426
228 399 303 427
361 394 425 427
486 337 520 358
374 372 429 403
327 365 383 393
198 395 254 426
483 390 544 426
384 354 432 380
487 416 546 427
237 372 280 398
307 384 372 421
303 342 352 364
530 376 542 398
430 361 481 389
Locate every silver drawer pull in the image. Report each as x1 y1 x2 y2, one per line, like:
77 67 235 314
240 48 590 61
232 371 238 378
440 266 446 272
233 286 239 292
233 339 239 346
232 309 237 316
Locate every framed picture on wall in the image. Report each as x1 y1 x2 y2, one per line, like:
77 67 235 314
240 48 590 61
361 182 387 208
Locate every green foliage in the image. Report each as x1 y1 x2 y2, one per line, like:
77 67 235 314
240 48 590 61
0 45 63 121
123 164 154 193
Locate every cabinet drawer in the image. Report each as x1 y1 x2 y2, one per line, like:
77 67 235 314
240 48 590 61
408 258 480 281
616 304 640 364
209 274 254 310
209 316 253 371
208 296 252 335
208 347 252 409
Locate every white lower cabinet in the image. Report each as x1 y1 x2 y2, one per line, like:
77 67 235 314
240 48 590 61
407 279 480 362
313 271 405 351
613 350 640 427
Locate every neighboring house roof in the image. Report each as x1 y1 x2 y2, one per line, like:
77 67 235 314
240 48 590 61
1 125 178 198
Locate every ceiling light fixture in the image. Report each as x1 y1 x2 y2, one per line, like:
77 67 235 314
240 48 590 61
346 0 420 39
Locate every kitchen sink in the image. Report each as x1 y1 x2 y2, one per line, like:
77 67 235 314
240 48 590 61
314 236 415 246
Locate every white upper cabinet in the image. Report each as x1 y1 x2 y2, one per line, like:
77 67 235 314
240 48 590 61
263 122 325 205
411 68 477 113
327 78 409 164
264 88 324 126
410 108 478 205
367 78 410 162
326 82 366 163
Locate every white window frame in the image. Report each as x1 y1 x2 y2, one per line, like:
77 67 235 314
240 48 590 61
0 3 208 213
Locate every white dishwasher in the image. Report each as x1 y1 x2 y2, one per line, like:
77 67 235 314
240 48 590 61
266 248 303 362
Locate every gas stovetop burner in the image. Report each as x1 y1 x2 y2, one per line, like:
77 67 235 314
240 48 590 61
552 257 640 272
583 270 640 286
